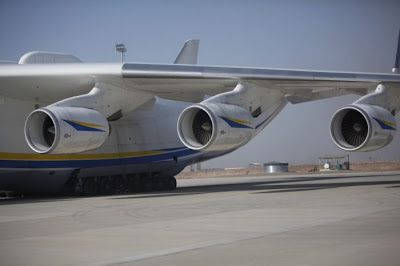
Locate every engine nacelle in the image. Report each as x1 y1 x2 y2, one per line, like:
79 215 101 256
330 104 396 152
177 102 254 151
25 106 109 154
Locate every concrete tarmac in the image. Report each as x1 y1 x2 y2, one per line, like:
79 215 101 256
1 171 400 266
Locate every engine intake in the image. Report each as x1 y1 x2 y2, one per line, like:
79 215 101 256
178 103 254 151
330 104 396 152
25 106 109 154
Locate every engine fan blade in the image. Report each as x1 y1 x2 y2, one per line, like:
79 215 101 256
201 121 212 131
192 111 212 145
43 116 55 147
341 110 368 147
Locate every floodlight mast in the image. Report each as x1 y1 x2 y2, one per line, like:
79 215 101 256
115 43 127 63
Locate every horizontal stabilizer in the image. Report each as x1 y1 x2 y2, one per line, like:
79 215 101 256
19 51 83 64
174 39 199 65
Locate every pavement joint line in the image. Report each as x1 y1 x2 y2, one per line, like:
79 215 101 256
96 206 400 266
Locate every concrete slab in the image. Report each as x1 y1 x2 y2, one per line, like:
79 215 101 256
0 171 399 265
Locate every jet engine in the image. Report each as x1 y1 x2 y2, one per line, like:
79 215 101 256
25 106 109 154
177 102 254 151
330 104 396 152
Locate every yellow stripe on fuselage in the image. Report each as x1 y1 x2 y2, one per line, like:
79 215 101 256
0 150 165 160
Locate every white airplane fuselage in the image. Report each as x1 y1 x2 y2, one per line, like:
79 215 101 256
0 95 236 193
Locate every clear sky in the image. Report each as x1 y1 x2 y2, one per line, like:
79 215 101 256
1 0 399 168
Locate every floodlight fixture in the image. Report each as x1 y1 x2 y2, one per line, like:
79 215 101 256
115 43 127 62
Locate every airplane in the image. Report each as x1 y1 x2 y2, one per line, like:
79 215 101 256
0 32 399 196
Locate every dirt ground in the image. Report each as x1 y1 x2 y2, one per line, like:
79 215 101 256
177 161 400 179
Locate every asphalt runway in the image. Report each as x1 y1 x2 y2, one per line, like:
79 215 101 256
1 171 400 266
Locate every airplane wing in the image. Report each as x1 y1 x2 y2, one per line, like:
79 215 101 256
121 63 400 103
1 62 400 105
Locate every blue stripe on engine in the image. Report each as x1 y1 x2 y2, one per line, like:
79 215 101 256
255 117 269 129
0 148 198 169
63 120 105 132
219 117 253 129
373 118 396 130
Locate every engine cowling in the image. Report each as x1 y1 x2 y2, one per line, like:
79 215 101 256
25 106 109 154
177 102 254 151
330 104 396 152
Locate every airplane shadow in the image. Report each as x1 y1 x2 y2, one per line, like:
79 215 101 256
111 173 400 200
0 196 78 205
1 173 399 204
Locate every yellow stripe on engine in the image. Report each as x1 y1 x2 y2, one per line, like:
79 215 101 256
377 118 396 127
67 120 106 128
225 116 252 125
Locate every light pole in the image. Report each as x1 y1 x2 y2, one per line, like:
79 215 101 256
115 43 127 63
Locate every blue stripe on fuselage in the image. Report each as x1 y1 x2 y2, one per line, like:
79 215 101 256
0 148 198 169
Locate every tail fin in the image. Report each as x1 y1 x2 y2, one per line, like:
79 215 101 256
393 28 400 74
174 39 199 65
